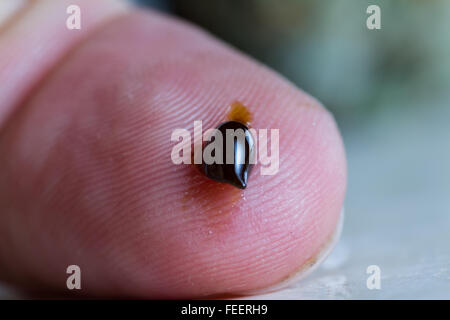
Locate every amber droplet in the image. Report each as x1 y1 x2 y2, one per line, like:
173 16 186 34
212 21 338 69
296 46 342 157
203 121 254 189
227 101 252 125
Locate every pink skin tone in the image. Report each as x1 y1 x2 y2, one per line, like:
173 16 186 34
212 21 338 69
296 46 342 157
0 1 346 298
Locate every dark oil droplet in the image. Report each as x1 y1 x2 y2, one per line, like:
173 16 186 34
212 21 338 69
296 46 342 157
203 121 255 189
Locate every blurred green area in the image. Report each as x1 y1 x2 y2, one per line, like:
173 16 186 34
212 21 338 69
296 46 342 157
136 0 450 128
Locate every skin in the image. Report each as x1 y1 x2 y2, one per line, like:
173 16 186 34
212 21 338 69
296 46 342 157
0 0 347 298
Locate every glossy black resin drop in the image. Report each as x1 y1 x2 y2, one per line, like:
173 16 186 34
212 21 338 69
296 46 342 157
203 121 254 189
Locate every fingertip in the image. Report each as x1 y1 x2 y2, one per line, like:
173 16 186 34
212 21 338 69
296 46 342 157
0 9 346 298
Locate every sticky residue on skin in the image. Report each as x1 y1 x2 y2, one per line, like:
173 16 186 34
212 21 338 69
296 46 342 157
181 174 241 212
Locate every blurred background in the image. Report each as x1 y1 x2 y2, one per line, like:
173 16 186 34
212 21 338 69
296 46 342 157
132 0 450 298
